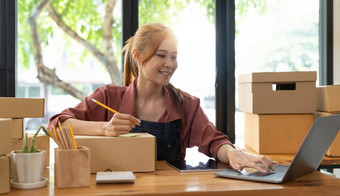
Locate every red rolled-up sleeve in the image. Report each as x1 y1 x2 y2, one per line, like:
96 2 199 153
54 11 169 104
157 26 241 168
182 93 232 159
48 85 125 129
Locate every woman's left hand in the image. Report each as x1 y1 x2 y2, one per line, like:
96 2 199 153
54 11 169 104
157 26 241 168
217 144 276 173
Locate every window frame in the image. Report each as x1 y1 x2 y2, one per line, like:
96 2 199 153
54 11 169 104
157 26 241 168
319 0 334 85
0 0 16 97
122 0 139 74
215 0 235 143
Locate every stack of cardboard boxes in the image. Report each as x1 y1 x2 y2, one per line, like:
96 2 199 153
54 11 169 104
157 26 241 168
0 97 47 193
316 85 340 156
238 71 317 154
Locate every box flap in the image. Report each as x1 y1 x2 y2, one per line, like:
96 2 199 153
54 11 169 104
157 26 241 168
238 71 317 83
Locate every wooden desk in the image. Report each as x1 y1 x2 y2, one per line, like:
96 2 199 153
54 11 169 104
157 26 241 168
8 161 340 196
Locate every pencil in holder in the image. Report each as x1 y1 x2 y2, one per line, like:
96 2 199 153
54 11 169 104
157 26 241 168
55 146 90 188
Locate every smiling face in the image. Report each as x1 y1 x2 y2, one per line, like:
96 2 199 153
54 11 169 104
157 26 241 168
137 34 178 87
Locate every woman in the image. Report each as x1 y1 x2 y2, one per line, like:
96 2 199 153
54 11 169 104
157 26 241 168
48 22 275 173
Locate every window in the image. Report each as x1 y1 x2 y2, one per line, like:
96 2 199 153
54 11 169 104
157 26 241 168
17 0 122 128
139 0 217 123
2 0 333 141
234 0 320 146
28 86 41 98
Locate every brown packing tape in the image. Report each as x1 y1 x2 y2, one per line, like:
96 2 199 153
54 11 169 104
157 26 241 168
55 146 90 188
0 156 10 194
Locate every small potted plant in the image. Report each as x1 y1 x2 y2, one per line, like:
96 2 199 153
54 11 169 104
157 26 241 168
9 126 51 189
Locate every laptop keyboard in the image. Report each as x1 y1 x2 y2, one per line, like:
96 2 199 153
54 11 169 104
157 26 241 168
245 164 289 180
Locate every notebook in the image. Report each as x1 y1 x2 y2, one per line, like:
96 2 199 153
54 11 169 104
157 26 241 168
215 114 340 184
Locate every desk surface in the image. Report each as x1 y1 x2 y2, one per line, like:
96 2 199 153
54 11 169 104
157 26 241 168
8 161 340 196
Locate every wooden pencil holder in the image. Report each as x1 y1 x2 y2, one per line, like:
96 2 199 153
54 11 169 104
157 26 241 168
55 146 90 188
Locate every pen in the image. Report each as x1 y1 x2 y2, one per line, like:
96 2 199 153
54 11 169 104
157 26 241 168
91 98 141 126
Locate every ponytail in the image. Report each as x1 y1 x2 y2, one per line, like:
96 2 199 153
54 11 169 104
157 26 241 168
122 36 139 86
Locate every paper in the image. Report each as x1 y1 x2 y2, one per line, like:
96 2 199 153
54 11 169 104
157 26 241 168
117 133 138 138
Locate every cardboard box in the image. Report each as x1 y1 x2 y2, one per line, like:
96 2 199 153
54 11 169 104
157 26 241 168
0 120 12 156
315 112 340 156
0 118 24 139
244 113 314 154
238 71 317 114
75 133 156 173
0 156 10 194
0 97 45 118
316 85 340 112
12 133 50 167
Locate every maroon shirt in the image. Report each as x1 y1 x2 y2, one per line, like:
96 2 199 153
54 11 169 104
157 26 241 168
48 80 232 159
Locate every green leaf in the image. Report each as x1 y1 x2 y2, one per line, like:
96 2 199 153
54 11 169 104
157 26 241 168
22 132 28 153
41 126 52 138
28 126 51 153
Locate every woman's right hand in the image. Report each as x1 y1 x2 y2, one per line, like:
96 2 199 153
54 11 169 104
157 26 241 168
103 113 141 137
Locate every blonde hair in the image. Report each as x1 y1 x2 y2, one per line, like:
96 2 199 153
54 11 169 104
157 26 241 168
122 23 185 125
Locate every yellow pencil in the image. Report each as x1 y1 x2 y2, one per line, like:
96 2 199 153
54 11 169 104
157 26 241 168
69 124 78 150
91 98 141 126
58 121 70 149
53 126 65 149
53 126 62 146
50 127 61 147
47 129 57 143
91 98 119 114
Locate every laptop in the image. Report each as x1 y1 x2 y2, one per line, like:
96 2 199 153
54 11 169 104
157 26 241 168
215 114 340 184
